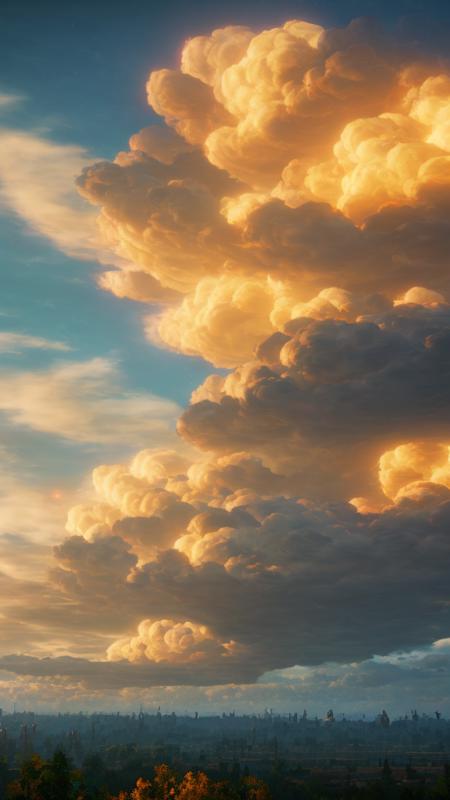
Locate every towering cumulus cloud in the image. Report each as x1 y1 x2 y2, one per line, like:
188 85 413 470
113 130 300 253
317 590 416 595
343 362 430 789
2 16 450 695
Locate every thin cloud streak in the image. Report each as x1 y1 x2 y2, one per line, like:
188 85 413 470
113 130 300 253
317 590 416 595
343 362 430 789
0 332 71 353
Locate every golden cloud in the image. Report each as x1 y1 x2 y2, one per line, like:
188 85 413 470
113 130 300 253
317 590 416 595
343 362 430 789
2 17 450 691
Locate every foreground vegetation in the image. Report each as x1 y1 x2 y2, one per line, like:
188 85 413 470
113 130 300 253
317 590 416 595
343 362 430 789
3 751 450 800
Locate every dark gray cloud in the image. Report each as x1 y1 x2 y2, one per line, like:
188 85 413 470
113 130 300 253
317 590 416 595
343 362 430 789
179 304 450 498
1 485 449 688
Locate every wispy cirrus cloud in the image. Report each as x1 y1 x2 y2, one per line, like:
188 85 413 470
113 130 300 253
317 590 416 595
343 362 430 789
0 129 116 262
0 93 25 111
0 331 71 354
0 357 180 445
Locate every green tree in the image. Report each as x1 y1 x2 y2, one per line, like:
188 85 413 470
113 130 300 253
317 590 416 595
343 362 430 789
7 755 43 800
37 750 73 800
6 751 75 800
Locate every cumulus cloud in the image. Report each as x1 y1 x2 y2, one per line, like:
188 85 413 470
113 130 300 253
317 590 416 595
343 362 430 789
1 480 450 687
158 19 400 188
67 17 450 370
65 448 197 560
63 447 291 561
2 15 450 703
277 74 450 220
3 436 446 686
178 302 450 498
153 278 393 367
378 441 450 501
107 617 234 664
76 143 243 295
152 275 291 367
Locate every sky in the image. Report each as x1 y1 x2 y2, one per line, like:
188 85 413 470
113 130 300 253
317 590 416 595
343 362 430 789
0 0 450 715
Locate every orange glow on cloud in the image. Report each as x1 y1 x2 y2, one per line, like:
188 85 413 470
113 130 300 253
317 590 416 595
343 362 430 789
1 17 450 696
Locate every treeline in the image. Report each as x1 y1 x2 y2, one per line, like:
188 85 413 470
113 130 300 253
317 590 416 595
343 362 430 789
4 753 270 800
3 751 450 800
